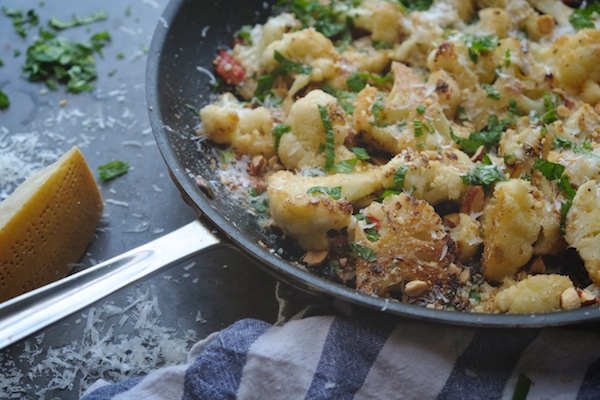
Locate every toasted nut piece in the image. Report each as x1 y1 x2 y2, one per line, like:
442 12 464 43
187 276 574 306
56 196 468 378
460 186 485 215
443 213 461 228
338 257 348 268
459 268 471 284
302 250 328 267
249 155 268 176
537 14 555 35
529 256 546 274
470 146 485 162
595 103 600 115
405 280 429 297
579 289 597 306
560 287 582 310
268 155 280 168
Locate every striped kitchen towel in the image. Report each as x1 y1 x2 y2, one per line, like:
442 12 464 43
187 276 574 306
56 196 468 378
81 315 600 400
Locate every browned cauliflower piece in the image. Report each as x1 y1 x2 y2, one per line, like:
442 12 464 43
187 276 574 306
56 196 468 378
351 193 460 299
490 274 575 313
565 180 600 286
481 179 545 282
444 213 482 263
199 93 275 157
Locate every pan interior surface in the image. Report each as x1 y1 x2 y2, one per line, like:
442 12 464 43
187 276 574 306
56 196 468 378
146 0 600 327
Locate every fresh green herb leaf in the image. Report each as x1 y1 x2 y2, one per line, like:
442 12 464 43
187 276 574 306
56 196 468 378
512 373 532 400
392 165 408 190
456 104 468 122
483 83 500 100
185 103 200 115
274 50 313 75
504 49 511 67
364 227 380 242
328 158 358 173
116 52 125 60
254 74 274 101
322 83 356 115
281 0 352 41
318 104 336 169
462 34 498 63
272 124 291 151
13 49 21 57
461 163 505 186
416 104 427 114
399 0 433 12
532 159 565 181
98 160 129 181
347 72 367 92
469 288 481 302
450 115 512 154
352 147 370 160
125 6 131 17
48 11 108 30
569 3 600 31
350 242 377 262
252 198 269 213
508 99 520 115
414 120 423 137
0 91 9 109
371 91 389 127
554 135 597 157
307 186 342 200
237 25 254 45
220 150 235 164
542 92 559 125
2 7 39 37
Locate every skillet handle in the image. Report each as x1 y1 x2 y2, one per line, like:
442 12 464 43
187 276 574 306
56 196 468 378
0 219 220 350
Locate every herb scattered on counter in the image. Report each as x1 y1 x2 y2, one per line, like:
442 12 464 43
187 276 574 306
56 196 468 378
274 50 313 75
307 186 342 200
23 29 111 92
461 163 505 186
0 59 4 67
0 91 9 109
98 160 130 181
125 6 131 17
2 7 39 37
569 2 600 30
462 34 498 63
48 11 108 30
117 52 125 60
13 49 21 58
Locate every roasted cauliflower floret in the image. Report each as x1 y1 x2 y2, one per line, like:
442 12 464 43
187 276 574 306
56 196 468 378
481 179 545 282
354 62 455 154
268 169 382 250
382 148 473 205
350 0 404 44
351 193 460 298
444 213 483 263
490 274 575 313
565 180 600 286
262 28 340 92
278 90 354 170
200 93 275 157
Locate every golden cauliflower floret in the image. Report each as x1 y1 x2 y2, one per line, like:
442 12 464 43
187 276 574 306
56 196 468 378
545 29 600 105
445 213 483 263
267 169 382 251
547 148 600 188
565 180 600 286
200 93 275 157
352 193 459 298
350 0 404 44
262 28 340 83
278 90 352 170
481 179 544 282
382 148 473 205
559 103 600 142
498 126 545 169
353 62 455 154
470 7 512 38
492 274 575 313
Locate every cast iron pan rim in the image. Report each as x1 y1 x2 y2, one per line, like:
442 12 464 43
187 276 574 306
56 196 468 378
145 0 600 328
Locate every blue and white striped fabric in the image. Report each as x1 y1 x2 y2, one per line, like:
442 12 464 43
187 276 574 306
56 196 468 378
81 316 600 400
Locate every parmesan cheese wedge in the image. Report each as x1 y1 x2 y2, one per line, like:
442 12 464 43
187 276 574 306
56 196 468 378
0 146 103 303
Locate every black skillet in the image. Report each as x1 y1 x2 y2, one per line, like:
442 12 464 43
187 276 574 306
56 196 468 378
0 0 598 349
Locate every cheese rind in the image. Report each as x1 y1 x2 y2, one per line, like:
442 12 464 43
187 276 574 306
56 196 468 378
0 146 103 302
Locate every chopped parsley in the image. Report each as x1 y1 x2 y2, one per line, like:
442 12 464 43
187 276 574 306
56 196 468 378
461 163 505 186
0 91 9 109
254 73 274 101
569 2 600 31
553 135 597 157
351 147 370 160
350 242 377 262
483 84 500 100
23 29 111 92
371 92 389 127
542 92 559 125
381 165 408 199
346 72 393 92
307 186 342 200
272 124 291 151
462 34 498 63
413 119 424 137
416 104 427 114
322 83 356 114
48 11 108 30
2 7 39 37
504 49 511 67
508 99 520 116
398 0 433 12
329 158 358 173
98 160 129 181
318 104 336 169
237 25 254 45
532 158 564 181
273 50 313 75
450 115 513 154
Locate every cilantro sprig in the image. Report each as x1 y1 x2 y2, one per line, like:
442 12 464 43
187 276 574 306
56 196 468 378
569 2 600 30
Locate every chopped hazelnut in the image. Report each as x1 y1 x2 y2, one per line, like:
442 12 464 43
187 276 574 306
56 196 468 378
470 146 485 162
560 287 581 310
302 250 328 267
249 155 267 176
459 268 471 284
529 256 546 274
443 213 461 228
537 14 555 35
578 289 597 306
405 280 429 297
460 186 485 215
